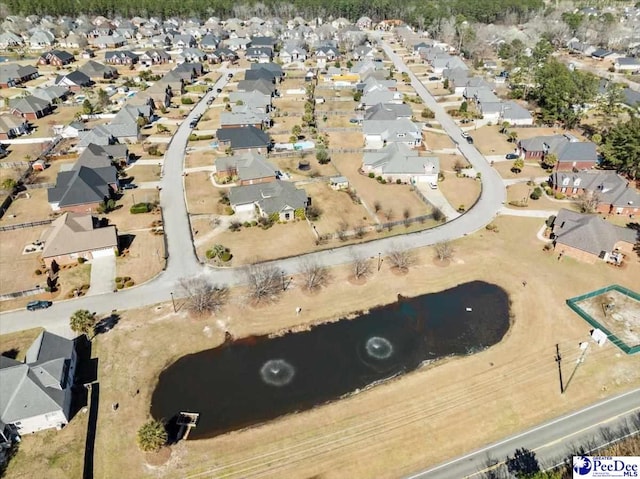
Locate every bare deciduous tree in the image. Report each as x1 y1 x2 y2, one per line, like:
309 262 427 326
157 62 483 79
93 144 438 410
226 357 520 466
178 276 228 316
373 200 382 213
243 263 282 302
354 223 366 238
434 241 454 261
577 191 601 214
351 253 371 280
300 260 330 291
386 245 415 272
336 220 349 241
432 206 445 223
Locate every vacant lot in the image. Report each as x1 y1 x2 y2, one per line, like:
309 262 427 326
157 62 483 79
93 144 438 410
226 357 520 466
439 173 482 212
326 131 363 149
304 182 372 234
472 126 515 155
185 171 220 215
116 230 165 285
51 215 640 479
331 153 431 222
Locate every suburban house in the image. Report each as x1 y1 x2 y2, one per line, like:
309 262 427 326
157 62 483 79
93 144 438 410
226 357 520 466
364 103 412 121
216 126 271 153
279 45 307 63
517 134 598 171
0 114 29 140
208 48 238 63
614 57 640 73
48 164 118 212
0 64 39 88
329 176 349 190
229 180 307 221
363 142 439 184
214 151 276 185
363 119 422 149
246 47 273 63
104 50 139 65
551 209 637 264
78 60 118 80
139 49 171 66
550 170 640 216
315 45 340 68
0 331 77 435
53 120 88 139
93 35 126 49
9 96 52 121
361 87 403 108
220 110 267 129
40 212 118 266
37 50 75 66
200 33 220 51
54 70 92 91
104 104 152 143
77 142 129 167
31 86 71 104
77 125 116 151
237 78 277 96
228 91 272 113
500 101 534 126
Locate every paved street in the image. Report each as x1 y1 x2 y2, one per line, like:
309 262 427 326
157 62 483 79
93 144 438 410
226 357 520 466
0 56 507 337
406 387 640 479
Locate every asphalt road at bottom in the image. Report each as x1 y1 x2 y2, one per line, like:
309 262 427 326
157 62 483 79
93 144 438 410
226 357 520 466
407 387 640 479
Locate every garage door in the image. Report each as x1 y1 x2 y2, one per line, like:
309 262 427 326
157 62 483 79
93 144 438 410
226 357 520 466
235 203 254 214
91 248 115 258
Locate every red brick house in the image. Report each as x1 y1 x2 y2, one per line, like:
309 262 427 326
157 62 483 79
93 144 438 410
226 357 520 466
517 134 598 171
37 50 75 67
9 96 52 121
551 170 640 216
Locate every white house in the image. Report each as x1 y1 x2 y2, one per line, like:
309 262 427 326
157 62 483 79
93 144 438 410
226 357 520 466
0 331 77 435
614 57 640 72
363 118 422 149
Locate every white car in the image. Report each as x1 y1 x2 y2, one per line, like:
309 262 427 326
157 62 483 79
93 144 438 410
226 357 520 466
429 182 438 190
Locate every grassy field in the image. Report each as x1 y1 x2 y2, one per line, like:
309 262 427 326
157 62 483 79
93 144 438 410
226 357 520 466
13 215 631 479
439 173 482 212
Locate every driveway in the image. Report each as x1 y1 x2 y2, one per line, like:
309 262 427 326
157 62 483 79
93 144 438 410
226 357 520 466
87 256 116 296
415 184 461 221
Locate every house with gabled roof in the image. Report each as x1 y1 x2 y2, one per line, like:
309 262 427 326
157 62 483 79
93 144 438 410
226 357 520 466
363 142 439 184
220 110 267 130
31 85 71 104
104 50 139 65
224 37 251 51
279 45 307 64
0 114 29 140
550 170 640 216
0 31 24 49
228 90 272 113
614 57 640 72
41 212 118 266
78 60 117 80
176 48 207 64
551 209 637 264
0 331 77 435
216 126 271 153
9 96 52 121
229 180 307 221
246 47 273 63
517 134 598 171
237 78 277 97
315 45 340 68
363 118 422 149
54 70 92 92
92 35 126 49
0 64 39 88
29 29 55 49
139 49 171 66
214 151 276 185
37 50 75 67
48 164 118 212
200 33 220 51
77 125 115 151
208 48 237 64
364 103 412 121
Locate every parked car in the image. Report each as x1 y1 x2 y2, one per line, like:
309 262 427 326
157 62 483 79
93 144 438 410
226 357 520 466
227 73 233 79
207 98 214 105
27 300 52 311
349 118 359 124
189 119 198 128
429 182 438 190
123 183 137 190
461 132 474 144
217 88 222 93
428 76 439 81
505 153 519 160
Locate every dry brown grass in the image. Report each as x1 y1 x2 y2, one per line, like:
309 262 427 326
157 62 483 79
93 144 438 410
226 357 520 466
470 125 515 155
493 161 549 180
439 173 482 212
30 105 82 138
269 153 339 179
0 226 48 295
60 215 640 479
185 150 217 169
0 327 43 361
106 190 160 232
126 165 162 183
304 182 372 234
185 172 219 215
423 131 455 151
506 183 577 211
0 189 52 226
116 230 165 285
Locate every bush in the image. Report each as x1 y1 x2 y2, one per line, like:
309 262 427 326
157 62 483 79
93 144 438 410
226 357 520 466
115 277 123 283
219 251 232 262
396 178 402 184
530 187 542 200
116 283 124 289
554 192 566 200
125 280 135 287
77 257 86 264
180 97 194 104
35 269 43 275
130 203 150 214
368 172 375 178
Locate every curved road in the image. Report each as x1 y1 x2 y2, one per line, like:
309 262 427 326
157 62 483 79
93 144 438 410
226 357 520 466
0 46 505 337
407 387 640 478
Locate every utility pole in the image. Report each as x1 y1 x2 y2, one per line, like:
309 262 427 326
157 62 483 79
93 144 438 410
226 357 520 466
170 291 176 313
555 343 564 394
377 252 382 271
563 343 589 395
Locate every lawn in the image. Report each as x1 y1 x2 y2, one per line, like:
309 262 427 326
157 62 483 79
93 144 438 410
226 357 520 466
506 183 577 212
185 149 218 169
68 214 640 479
0 226 48 296
493 160 549 180
184 171 221 215
30 105 82 138
125 165 162 183
0 327 43 361
116 230 165 285
472 125 518 155
438 172 482 212
269 153 340 180
105 190 160 232
0 189 53 226
304 182 373 234
423 131 455 151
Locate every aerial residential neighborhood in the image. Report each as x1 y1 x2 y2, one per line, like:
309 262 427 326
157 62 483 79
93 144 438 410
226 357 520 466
0 2 639 478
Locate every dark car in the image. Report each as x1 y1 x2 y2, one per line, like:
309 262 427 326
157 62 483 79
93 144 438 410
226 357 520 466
189 119 198 128
428 76 439 81
217 88 222 93
227 73 233 79
27 300 52 311
505 153 519 160
123 183 137 190
461 132 474 144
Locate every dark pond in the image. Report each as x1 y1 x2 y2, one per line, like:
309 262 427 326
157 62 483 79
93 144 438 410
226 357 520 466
151 280 510 440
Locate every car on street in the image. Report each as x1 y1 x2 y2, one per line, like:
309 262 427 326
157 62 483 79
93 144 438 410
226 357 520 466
428 76 439 81
429 182 438 189
27 300 52 311
122 183 137 190
505 153 519 160
227 73 233 79
217 88 222 93
461 132 474 144
207 98 214 105
349 118 359 124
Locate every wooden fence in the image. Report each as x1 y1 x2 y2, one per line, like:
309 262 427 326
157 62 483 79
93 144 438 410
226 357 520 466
0 286 46 301
0 218 53 231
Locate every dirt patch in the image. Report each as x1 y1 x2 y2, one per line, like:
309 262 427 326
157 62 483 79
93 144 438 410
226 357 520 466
144 447 172 466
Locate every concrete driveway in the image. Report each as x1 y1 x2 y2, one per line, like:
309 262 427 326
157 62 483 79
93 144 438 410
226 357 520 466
88 256 116 296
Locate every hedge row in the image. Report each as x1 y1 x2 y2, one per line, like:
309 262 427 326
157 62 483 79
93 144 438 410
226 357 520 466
130 203 151 214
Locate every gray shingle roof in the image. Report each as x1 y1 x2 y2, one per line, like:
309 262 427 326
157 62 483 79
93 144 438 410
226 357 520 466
364 103 412 121
229 180 307 214
552 170 640 208
48 165 116 207
9 96 50 114
553 209 637 255
215 151 276 181
363 142 439 175
216 126 271 150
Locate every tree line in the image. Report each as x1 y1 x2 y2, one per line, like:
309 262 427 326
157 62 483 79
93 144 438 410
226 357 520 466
3 0 544 25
